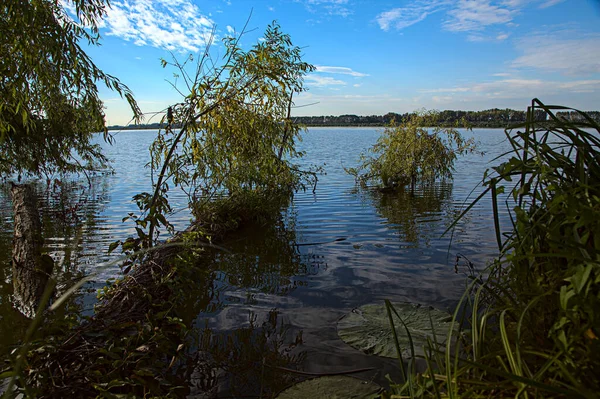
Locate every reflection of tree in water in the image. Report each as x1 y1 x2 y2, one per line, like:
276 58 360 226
187 309 305 398
167 212 317 396
205 216 326 298
367 182 454 247
0 175 112 354
174 210 326 328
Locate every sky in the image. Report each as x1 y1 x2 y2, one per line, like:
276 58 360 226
72 0 600 125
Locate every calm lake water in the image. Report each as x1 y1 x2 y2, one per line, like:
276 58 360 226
0 127 513 393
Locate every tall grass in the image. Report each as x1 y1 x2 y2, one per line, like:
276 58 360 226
385 99 600 398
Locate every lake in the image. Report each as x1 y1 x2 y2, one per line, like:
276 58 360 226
0 127 513 393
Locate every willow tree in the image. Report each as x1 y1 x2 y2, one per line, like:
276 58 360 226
129 22 315 247
347 111 476 190
1 0 140 177
1 0 140 316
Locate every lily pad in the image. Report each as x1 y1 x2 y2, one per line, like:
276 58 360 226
337 302 454 359
276 376 381 399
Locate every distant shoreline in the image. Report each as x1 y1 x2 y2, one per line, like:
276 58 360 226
108 123 511 131
108 108 600 131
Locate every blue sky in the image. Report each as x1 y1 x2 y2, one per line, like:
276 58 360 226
74 0 600 125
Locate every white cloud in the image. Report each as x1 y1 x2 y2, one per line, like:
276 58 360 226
226 25 235 34
292 91 421 116
376 0 449 31
376 0 563 34
513 34 600 75
353 83 361 87
305 75 347 87
420 87 471 93
315 65 369 77
467 34 486 41
466 31 509 41
539 0 564 8
101 0 215 53
293 75 600 116
444 0 515 32
422 78 600 99
432 95 455 103
302 0 352 17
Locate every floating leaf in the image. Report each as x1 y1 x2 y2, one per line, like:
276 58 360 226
338 302 454 358
276 376 381 399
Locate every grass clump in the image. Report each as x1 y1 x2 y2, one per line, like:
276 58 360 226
383 99 600 398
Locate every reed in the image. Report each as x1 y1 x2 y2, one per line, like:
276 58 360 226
384 99 600 398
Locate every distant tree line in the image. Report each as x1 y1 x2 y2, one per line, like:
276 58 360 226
108 109 600 130
292 109 600 128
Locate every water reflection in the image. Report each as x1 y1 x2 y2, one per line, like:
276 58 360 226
357 182 453 247
205 216 326 298
188 309 305 398
0 175 111 354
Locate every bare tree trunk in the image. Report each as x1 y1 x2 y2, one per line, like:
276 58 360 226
11 183 54 318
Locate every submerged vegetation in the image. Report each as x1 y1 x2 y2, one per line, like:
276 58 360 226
347 111 477 190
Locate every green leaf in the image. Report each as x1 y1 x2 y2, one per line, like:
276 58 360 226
108 241 120 254
337 302 455 358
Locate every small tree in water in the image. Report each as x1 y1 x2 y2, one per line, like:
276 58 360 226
347 111 476 190
118 21 317 251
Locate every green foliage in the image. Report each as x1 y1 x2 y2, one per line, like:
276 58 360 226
382 99 600 398
152 21 314 198
347 111 476 189
0 0 140 178
337 302 454 359
120 21 316 249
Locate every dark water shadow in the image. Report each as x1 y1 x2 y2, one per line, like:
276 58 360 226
176 214 327 322
169 211 328 396
185 309 306 398
0 175 112 356
354 182 454 248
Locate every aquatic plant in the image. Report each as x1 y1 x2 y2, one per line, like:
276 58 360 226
346 111 476 190
382 99 600 398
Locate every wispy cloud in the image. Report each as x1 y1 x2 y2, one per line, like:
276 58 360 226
305 75 347 87
512 34 600 75
444 0 515 32
376 0 449 31
101 0 215 52
315 65 369 77
421 78 600 99
302 0 353 17
466 31 510 41
539 0 564 9
420 87 471 93
376 0 562 34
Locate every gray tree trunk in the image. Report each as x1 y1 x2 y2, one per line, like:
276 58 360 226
11 183 54 318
